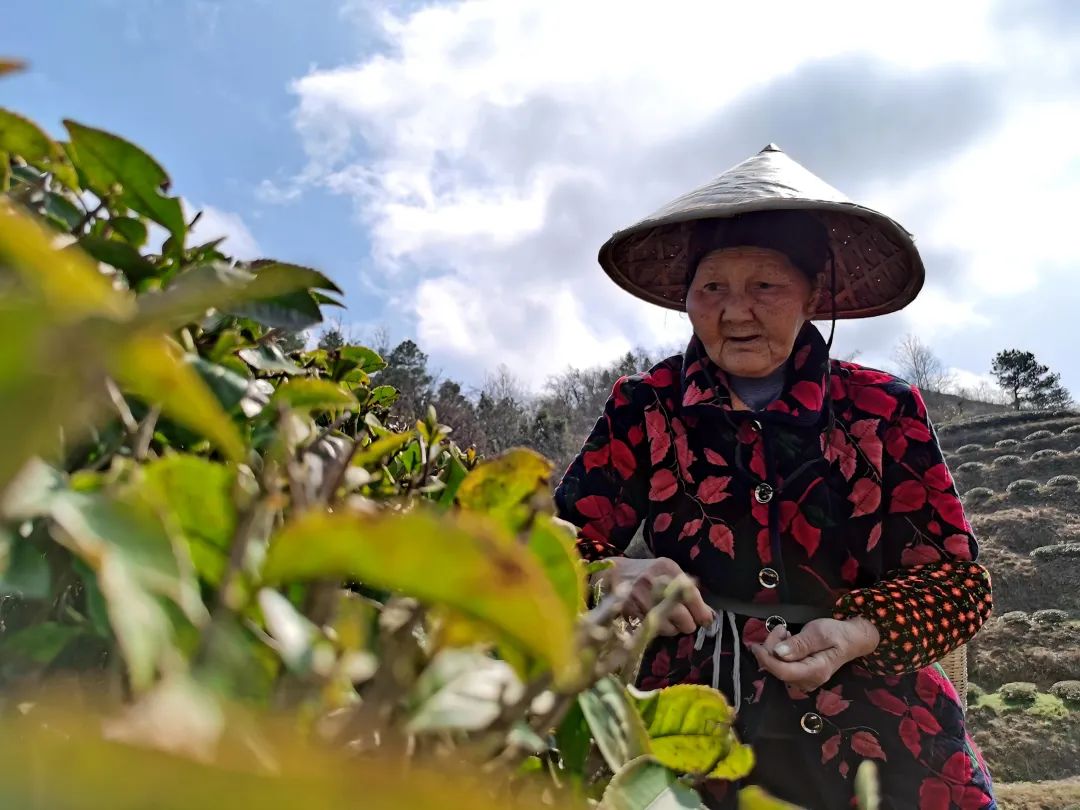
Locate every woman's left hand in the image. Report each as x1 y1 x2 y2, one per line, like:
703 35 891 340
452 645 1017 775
750 618 880 692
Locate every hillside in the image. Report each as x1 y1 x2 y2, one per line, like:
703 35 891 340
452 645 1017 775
937 409 1080 803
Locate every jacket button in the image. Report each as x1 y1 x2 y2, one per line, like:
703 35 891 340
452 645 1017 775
758 567 780 589
750 419 763 432
765 615 787 632
754 483 774 503
800 712 824 735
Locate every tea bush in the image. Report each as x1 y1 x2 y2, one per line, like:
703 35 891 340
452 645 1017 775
956 444 983 454
1006 479 1040 495
1024 430 1054 442
1047 475 1080 488
0 87 805 810
1031 609 1070 625
999 683 1038 704
993 455 1022 467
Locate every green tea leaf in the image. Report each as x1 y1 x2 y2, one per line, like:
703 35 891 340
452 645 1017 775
110 215 148 247
579 677 652 772
0 622 83 665
456 448 553 531
227 290 323 331
64 120 186 244
269 379 357 414
600 756 703 810
141 456 237 552
351 433 414 470
527 515 585 615
76 235 158 285
48 489 205 688
111 337 246 462
257 589 318 673
0 529 50 599
42 192 83 230
238 344 306 375
630 684 750 780
0 107 55 163
369 385 397 408
339 346 386 374
0 199 132 319
555 700 593 777
437 452 469 508
262 509 575 674
246 261 342 295
407 649 523 733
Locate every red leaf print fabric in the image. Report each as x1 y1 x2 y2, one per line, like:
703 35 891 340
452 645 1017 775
709 523 734 557
821 734 841 764
697 476 732 504
900 716 922 758
610 439 636 479
646 408 671 465
890 480 927 513
849 478 881 517
650 469 678 501
554 328 996 809
815 686 850 716
850 731 886 760
851 385 899 419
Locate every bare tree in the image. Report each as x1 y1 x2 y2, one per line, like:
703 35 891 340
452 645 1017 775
893 334 953 392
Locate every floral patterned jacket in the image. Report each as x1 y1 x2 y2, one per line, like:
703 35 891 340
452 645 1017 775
555 323 996 809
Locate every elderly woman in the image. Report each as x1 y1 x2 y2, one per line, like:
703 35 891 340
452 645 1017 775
555 145 995 809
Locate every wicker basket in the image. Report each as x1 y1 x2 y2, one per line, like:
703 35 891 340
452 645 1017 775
939 644 969 710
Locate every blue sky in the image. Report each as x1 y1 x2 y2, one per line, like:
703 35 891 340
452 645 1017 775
6 0 382 323
6 1 1080 397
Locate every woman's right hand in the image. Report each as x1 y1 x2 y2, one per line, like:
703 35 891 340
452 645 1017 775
597 557 715 636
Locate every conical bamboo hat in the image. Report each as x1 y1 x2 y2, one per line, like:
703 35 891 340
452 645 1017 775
597 144 925 319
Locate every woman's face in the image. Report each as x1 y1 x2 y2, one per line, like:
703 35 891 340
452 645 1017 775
686 247 818 378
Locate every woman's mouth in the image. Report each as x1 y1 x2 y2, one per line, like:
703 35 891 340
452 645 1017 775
726 335 762 345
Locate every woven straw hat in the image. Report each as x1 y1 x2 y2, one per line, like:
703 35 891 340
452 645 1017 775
598 144 925 320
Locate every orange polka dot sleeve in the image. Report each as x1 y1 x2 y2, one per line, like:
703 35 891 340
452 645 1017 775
832 386 994 675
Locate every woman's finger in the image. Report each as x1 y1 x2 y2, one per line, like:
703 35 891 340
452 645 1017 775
759 624 791 655
753 645 840 688
666 604 698 635
774 620 836 662
681 585 715 627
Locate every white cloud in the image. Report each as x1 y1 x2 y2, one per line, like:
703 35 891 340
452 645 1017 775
276 0 1080 392
187 203 262 260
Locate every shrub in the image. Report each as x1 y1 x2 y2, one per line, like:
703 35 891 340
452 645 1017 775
963 487 995 505
992 454 1022 467
1000 682 1038 703
1032 609 1070 625
995 438 1020 448
967 683 985 706
1062 424 1080 434
956 444 983 454
1030 448 1063 460
0 100 771 809
1025 430 1055 441
1006 479 1040 495
1031 543 1080 561
1047 475 1080 489
963 488 993 507
1000 610 1030 625
1050 681 1080 704
956 461 985 474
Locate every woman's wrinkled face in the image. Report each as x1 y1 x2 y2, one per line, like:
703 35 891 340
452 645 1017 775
686 247 818 378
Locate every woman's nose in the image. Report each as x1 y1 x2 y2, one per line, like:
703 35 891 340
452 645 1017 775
719 290 754 320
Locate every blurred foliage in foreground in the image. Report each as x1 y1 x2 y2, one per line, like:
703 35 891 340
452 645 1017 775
0 59 882 809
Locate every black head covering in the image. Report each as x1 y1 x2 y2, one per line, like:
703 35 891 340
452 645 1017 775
685 210 830 288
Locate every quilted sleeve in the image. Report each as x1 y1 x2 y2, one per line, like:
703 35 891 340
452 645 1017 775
833 385 994 674
554 376 649 562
